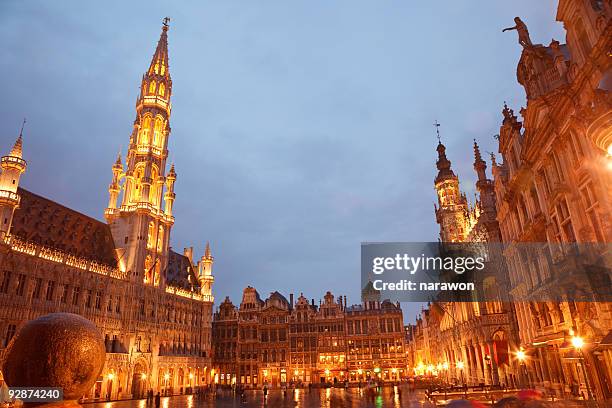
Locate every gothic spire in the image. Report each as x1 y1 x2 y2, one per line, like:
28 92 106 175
435 140 456 184
473 139 487 182
9 118 26 158
148 18 171 80
205 241 212 259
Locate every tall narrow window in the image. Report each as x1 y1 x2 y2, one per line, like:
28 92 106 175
140 116 151 145
149 167 159 206
157 226 164 253
144 255 153 284
33 278 42 299
159 82 165 97
16 274 26 296
0 272 11 294
72 287 80 306
149 81 156 94
153 117 164 147
45 281 55 301
133 167 144 202
580 182 604 242
147 222 155 249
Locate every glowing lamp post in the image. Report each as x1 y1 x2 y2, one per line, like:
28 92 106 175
164 372 170 396
572 336 594 401
456 361 465 385
515 349 529 388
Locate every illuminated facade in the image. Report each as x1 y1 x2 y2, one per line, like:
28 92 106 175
0 21 215 401
493 0 611 400
212 288 407 388
408 0 611 400
422 139 520 387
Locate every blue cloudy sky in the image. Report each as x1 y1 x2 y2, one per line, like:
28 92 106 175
0 1 564 322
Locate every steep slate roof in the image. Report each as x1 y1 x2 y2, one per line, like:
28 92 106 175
166 249 197 289
11 188 117 267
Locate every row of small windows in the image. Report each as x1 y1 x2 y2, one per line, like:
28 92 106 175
0 272 122 313
148 80 167 97
151 61 166 76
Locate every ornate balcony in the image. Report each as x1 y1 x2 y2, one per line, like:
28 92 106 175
0 189 20 206
1 155 26 171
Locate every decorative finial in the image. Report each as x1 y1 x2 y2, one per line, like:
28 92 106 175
205 241 212 259
488 151 497 167
433 120 441 143
10 120 25 158
163 17 170 28
19 118 26 137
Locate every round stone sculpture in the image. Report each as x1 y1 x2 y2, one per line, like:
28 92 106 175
2 313 106 403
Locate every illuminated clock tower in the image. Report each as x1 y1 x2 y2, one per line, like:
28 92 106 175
433 139 469 243
105 19 175 286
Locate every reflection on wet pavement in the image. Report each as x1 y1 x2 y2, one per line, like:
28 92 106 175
86 385 435 408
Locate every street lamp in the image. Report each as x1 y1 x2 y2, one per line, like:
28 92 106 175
164 372 170 396
515 349 529 388
572 335 594 401
456 361 465 385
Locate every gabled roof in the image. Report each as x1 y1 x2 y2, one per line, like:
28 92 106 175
11 188 117 266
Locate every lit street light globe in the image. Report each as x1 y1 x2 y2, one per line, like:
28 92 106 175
572 336 585 349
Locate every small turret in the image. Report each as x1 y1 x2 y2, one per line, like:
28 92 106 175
0 124 27 239
197 242 214 297
164 163 176 216
473 139 487 183
106 152 124 215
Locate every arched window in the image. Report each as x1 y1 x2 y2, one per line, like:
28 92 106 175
149 166 159 206
149 81 156 94
160 63 166 75
154 261 161 286
140 116 151 145
154 62 159 74
159 82 165 97
153 118 164 147
147 221 155 249
157 225 164 253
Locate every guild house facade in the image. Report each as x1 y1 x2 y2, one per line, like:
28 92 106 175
212 288 406 388
407 0 612 401
0 21 216 401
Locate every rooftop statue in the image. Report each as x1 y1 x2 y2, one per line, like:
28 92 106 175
502 17 533 48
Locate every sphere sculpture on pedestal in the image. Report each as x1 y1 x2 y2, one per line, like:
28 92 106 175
2 313 106 404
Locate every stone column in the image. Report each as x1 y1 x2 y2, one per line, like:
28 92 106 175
488 340 500 385
480 343 491 385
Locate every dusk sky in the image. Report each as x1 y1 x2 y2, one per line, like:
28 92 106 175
0 1 565 322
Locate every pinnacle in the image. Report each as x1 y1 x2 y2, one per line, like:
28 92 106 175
205 242 212 259
10 134 23 158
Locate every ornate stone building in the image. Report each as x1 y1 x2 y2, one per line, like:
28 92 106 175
492 0 611 400
407 0 611 400
212 287 406 388
426 139 520 387
0 21 216 401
